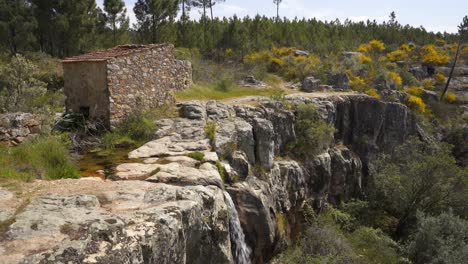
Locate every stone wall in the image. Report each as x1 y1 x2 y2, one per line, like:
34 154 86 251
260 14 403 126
0 113 44 145
63 61 110 126
106 44 192 127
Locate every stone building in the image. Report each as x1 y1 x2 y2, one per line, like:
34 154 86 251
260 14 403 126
62 44 192 128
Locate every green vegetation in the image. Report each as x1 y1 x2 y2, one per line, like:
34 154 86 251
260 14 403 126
102 106 177 149
176 83 285 101
368 137 467 237
215 162 225 182
273 205 405 264
291 104 335 157
0 136 79 181
406 212 468 264
187 152 205 161
0 1 457 57
204 121 217 148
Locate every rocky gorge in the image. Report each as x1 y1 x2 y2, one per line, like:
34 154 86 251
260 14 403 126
0 93 425 264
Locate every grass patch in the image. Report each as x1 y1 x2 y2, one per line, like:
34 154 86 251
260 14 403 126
102 106 177 149
215 162 225 182
187 152 205 161
0 135 79 181
176 83 285 101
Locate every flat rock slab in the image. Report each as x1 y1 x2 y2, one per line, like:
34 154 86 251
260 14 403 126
128 136 211 159
0 182 232 264
114 163 161 180
147 162 223 188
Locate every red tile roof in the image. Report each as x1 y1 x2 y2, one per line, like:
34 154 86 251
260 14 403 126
62 44 171 62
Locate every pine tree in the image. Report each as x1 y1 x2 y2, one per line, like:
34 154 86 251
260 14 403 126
0 0 37 54
273 0 282 22
134 0 179 43
103 0 128 46
178 0 193 46
32 0 99 57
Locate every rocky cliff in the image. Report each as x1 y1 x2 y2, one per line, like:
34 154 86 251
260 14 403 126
0 93 424 264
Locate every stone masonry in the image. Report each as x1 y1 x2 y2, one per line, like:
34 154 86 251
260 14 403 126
63 44 192 128
0 113 44 145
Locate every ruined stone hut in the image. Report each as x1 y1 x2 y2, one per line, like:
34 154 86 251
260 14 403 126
62 44 192 128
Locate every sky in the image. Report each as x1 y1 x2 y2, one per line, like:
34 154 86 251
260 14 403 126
96 0 467 33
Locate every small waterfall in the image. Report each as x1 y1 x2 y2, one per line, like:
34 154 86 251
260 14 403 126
224 192 252 264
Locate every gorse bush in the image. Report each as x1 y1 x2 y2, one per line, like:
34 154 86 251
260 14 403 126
292 104 335 157
406 95 427 113
0 136 79 181
365 88 381 99
434 72 446 84
405 86 424 97
420 45 450 65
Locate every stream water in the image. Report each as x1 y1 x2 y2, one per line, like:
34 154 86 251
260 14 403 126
224 191 252 264
77 148 138 179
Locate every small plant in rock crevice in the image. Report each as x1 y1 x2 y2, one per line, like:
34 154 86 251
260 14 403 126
204 121 217 148
187 152 205 161
215 162 225 182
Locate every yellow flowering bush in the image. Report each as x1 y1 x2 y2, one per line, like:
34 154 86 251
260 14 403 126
358 54 372 64
244 51 270 63
386 49 409 62
357 40 385 53
365 88 381 99
445 93 457 103
422 79 435 90
225 48 233 56
406 95 427 113
294 56 307 63
349 74 366 90
420 45 450 65
405 86 424 97
388 72 402 86
271 57 284 66
434 73 446 84
272 47 294 57
400 44 413 52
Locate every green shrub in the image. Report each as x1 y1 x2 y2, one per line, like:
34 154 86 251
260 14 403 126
0 136 79 181
274 204 405 264
292 104 335 157
406 211 468 264
204 121 217 147
0 55 47 113
347 227 403 264
101 107 177 149
369 138 467 237
187 152 205 161
215 75 235 92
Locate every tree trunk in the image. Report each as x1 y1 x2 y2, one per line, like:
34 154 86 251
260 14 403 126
152 14 156 43
203 4 207 47
276 3 279 22
210 0 214 47
440 40 462 101
112 17 116 46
